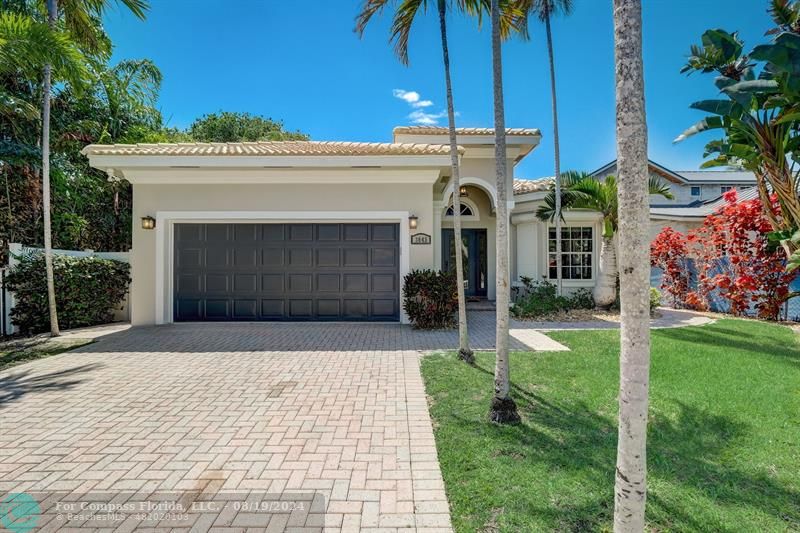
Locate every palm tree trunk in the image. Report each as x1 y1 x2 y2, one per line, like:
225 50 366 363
544 11 563 296
488 0 519 425
594 231 618 309
42 0 60 337
438 0 473 364
612 0 650 530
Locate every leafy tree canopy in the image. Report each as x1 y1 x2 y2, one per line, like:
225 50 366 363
186 111 308 143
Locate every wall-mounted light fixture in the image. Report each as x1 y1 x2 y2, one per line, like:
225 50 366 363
141 216 156 230
459 185 468 197
408 214 418 230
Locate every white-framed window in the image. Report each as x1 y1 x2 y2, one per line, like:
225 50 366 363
548 226 593 280
444 198 479 220
690 186 701 197
720 185 733 194
445 203 475 217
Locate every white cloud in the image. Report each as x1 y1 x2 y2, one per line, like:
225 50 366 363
393 88 451 125
408 109 448 125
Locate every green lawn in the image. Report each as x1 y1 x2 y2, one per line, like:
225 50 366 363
421 319 800 532
0 337 92 371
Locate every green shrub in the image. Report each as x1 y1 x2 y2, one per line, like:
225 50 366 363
567 288 595 310
650 287 662 313
512 277 595 318
5 253 130 335
402 269 458 329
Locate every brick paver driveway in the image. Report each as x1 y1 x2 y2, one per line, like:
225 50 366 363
0 320 480 533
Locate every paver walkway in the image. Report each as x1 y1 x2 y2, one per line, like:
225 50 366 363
0 309 712 532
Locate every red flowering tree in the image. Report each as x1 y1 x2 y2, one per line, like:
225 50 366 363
650 227 692 307
651 191 798 320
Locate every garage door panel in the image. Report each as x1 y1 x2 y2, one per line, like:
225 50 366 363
234 299 257 319
174 223 398 321
344 224 369 241
372 224 397 241
262 248 284 266
343 249 369 267
343 299 368 317
263 225 285 241
206 274 230 292
205 299 230 319
318 224 341 241
317 299 340 317
317 274 340 292
206 224 229 241
317 249 340 267
261 299 284 317
288 274 312 293
372 299 397 317
234 273 257 292
372 273 396 292
262 274 284 292
288 248 313 267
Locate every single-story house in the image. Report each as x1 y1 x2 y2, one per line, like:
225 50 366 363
82 127 756 326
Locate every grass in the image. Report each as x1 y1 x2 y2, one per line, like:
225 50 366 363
420 319 800 532
0 337 93 371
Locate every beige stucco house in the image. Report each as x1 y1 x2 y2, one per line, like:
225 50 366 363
83 126 611 325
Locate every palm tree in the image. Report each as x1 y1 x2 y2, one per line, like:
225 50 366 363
611 0 651 529
355 0 485 364
536 171 673 308
488 0 519 424
39 0 148 336
515 0 573 296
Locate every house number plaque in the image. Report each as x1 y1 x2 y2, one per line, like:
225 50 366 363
411 233 432 245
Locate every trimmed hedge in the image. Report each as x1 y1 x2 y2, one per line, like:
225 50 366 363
402 269 458 329
5 253 130 335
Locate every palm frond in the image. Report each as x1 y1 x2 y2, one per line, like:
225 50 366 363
0 12 88 85
390 0 427 65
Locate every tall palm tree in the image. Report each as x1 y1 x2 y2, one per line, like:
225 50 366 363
515 0 573 296
488 0 519 424
536 171 672 308
39 0 148 336
612 0 651 529
355 0 484 364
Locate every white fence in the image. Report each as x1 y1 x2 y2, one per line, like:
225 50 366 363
1 243 130 336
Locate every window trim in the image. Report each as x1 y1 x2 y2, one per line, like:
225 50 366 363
443 197 480 221
690 186 701 197
545 225 595 282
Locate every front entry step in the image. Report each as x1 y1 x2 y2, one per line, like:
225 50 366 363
466 299 496 311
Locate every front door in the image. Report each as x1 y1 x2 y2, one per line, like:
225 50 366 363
442 228 488 298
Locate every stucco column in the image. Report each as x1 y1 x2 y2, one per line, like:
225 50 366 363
433 201 444 270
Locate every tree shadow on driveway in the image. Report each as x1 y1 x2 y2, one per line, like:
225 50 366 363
0 363 103 407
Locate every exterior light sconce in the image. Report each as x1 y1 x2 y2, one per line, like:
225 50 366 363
459 185 468 197
408 214 418 230
141 216 156 230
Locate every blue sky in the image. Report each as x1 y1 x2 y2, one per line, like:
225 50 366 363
104 0 773 179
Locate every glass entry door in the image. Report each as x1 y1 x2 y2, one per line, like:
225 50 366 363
442 228 488 298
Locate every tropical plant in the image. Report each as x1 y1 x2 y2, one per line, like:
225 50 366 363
354 0 490 365
612 0 652 530
676 13 800 271
488 0 519 424
513 0 573 296
650 226 692 307
536 171 673 308
402 269 458 329
36 0 148 336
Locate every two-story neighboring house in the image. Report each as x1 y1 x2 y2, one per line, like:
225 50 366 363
588 159 758 239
